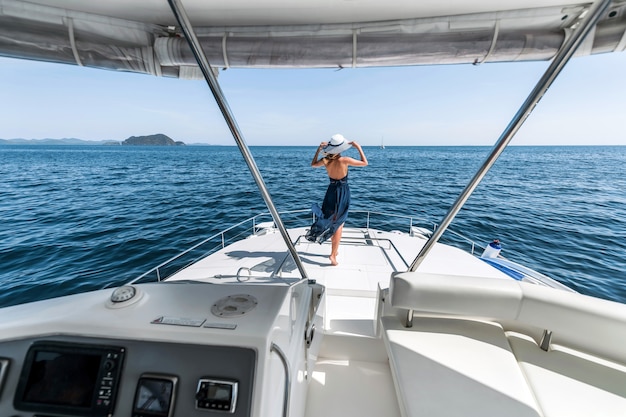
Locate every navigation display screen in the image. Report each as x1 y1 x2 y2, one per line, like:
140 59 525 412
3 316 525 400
22 350 101 407
15 342 125 417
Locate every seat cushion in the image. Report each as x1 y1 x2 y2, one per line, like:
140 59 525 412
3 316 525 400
382 316 542 417
508 332 626 417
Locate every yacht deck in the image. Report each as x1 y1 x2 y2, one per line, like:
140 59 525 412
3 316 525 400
166 226 510 289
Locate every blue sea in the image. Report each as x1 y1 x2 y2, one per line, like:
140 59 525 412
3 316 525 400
1 145 625 308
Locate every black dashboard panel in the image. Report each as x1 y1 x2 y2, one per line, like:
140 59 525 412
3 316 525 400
0 336 256 417
14 341 125 416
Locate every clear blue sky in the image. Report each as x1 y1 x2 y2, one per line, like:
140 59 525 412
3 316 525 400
1 52 625 146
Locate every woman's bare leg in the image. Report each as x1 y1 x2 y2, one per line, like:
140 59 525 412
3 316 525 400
329 224 343 266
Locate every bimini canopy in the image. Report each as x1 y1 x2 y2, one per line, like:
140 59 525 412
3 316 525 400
1 0 626 79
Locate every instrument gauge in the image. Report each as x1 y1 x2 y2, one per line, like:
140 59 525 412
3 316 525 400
132 374 177 417
110 285 136 303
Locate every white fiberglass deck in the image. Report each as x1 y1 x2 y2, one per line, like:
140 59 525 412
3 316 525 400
167 224 513 344
166 226 511 289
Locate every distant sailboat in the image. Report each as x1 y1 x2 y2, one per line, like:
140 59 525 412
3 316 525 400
380 136 385 149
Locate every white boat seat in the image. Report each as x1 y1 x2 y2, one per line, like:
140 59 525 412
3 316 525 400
381 316 542 417
508 332 626 417
389 272 626 364
386 271 626 417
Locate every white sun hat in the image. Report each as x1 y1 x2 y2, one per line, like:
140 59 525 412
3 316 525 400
323 133 352 155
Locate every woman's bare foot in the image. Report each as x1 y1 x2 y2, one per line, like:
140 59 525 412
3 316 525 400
329 254 338 266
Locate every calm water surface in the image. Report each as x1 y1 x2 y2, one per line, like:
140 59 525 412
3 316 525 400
1 145 625 307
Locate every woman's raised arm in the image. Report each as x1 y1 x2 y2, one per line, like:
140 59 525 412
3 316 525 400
346 141 368 167
311 142 327 167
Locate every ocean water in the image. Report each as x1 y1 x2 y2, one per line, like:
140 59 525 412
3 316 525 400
1 145 625 307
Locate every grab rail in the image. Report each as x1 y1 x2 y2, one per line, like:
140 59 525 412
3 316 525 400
340 236 412 270
271 343 291 417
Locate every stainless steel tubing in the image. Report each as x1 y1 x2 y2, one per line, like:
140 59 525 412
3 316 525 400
167 0 308 279
409 0 612 272
271 342 291 417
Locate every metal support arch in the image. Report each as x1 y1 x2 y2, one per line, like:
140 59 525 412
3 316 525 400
408 0 612 273
167 0 308 279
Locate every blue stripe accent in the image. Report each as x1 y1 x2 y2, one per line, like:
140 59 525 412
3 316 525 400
480 258 525 281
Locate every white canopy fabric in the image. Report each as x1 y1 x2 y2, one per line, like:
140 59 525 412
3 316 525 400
1 0 625 78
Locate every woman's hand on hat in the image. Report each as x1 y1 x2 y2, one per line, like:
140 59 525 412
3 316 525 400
349 141 360 148
319 142 328 148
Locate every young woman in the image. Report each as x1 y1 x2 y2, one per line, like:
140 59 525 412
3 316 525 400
306 134 368 266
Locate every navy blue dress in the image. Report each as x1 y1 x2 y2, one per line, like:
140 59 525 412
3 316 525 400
306 175 350 244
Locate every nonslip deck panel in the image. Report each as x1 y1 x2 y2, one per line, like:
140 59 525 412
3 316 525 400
305 357 401 417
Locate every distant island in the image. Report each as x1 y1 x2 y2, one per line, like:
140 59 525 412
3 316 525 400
122 134 185 146
0 134 186 146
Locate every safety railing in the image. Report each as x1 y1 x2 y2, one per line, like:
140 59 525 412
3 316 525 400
126 209 484 285
127 210 312 285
